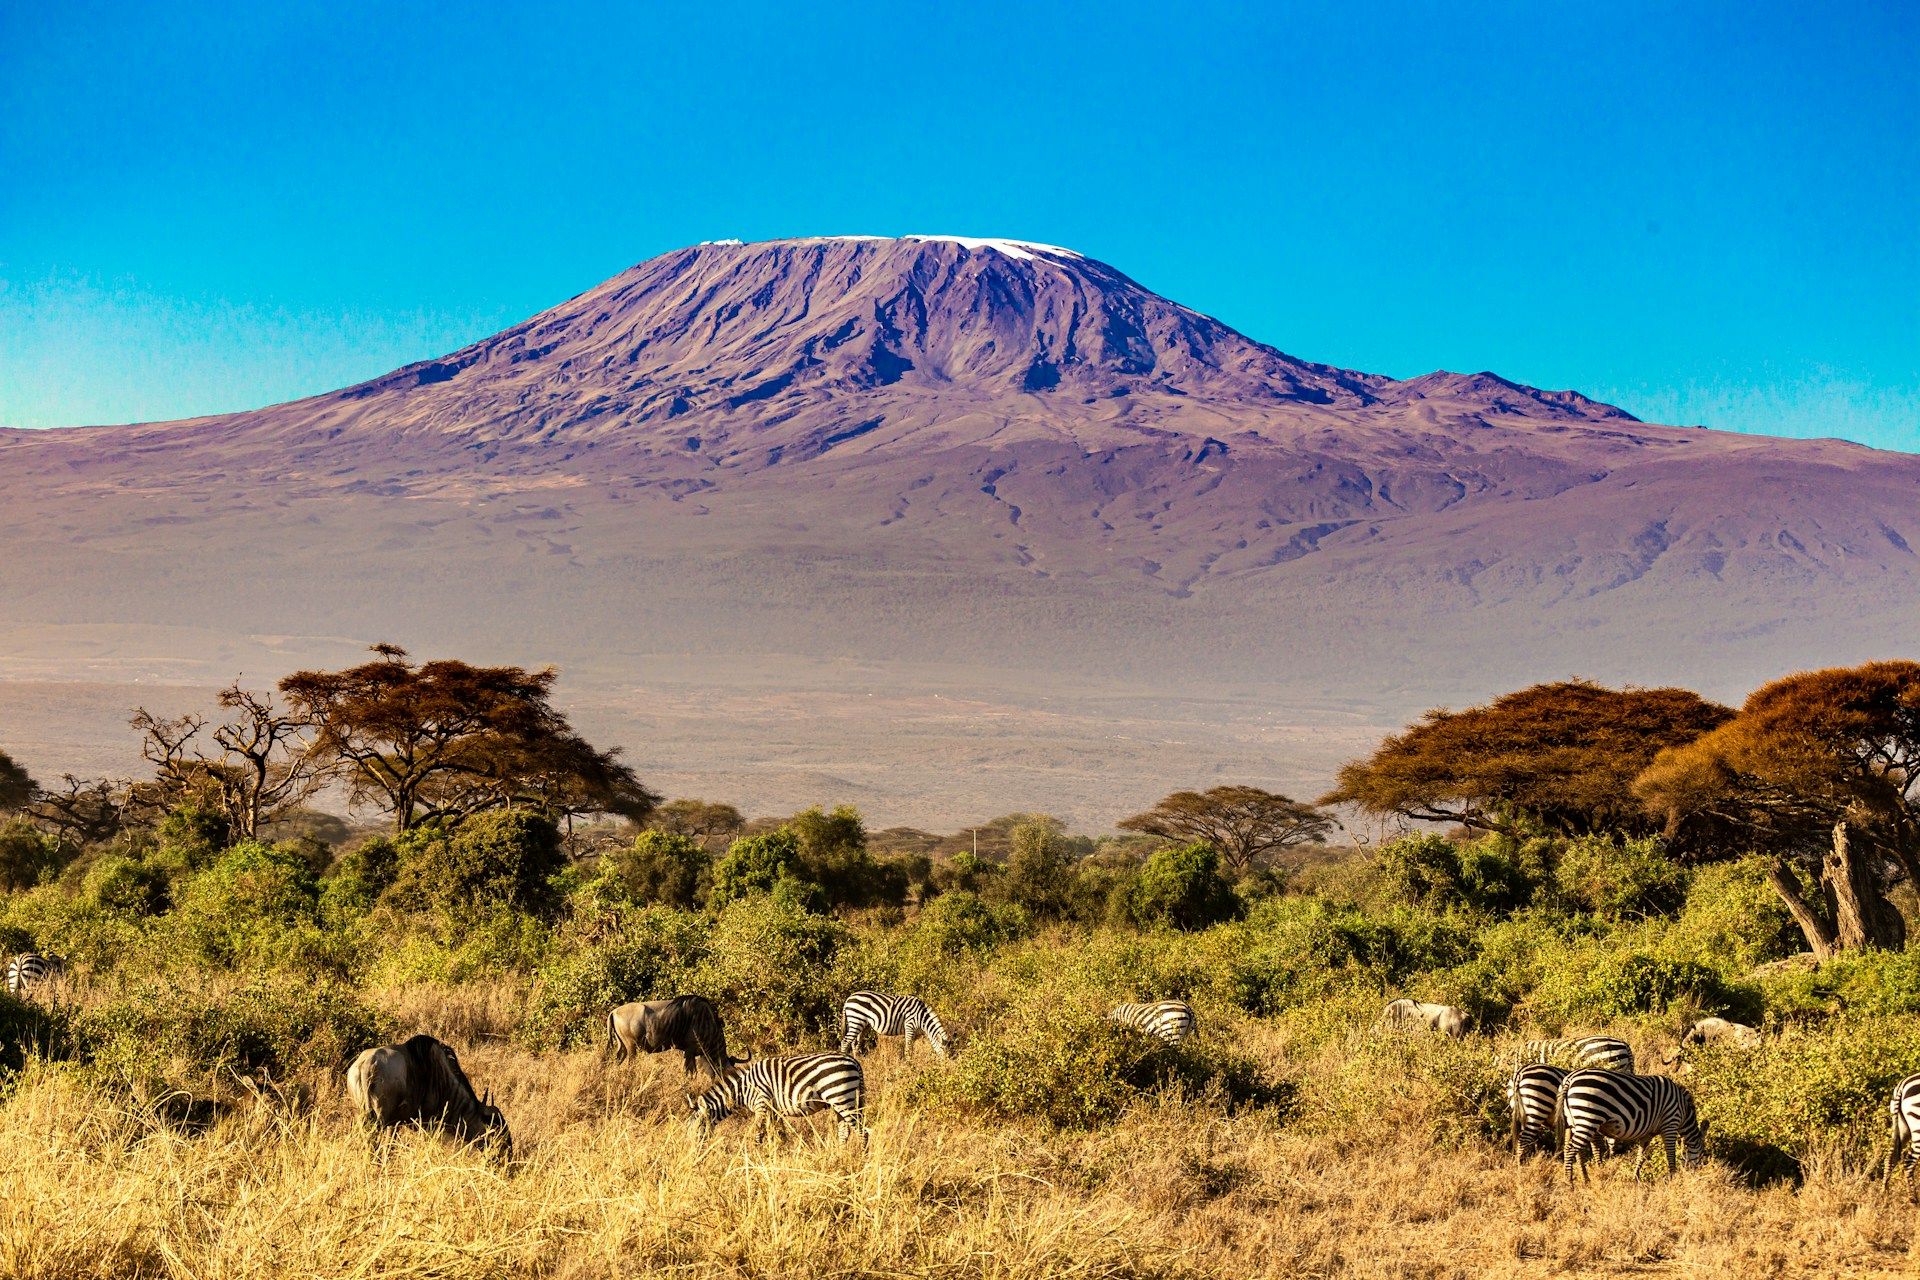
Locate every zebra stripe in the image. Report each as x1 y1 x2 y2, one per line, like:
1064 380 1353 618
1522 1036 1634 1073
1885 1072 1920 1187
1559 1069 1707 1184
1507 1063 1567 1161
839 991 950 1057
4 953 66 998
1108 1000 1195 1047
688 1051 866 1142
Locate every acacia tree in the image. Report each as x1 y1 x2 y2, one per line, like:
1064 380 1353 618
132 684 326 841
648 798 746 851
1635 660 1920 958
279 645 656 831
1321 681 1733 836
1119 786 1333 876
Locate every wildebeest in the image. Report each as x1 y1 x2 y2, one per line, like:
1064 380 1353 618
606 995 736 1077
345 1034 511 1156
1377 998 1469 1038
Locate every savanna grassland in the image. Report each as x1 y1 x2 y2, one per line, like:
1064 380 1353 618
4 658 1920 1277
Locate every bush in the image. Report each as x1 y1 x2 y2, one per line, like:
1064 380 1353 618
1554 834 1687 920
79 978 392 1084
519 907 709 1050
596 830 709 909
321 836 400 921
384 810 567 921
174 840 324 969
1377 832 1539 917
790 806 905 910
993 821 1076 920
913 986 1290 1128
1688 1017 1920 1162
83 856 172 916
1124 842 1239 931
709 828 824 911
0 819 66 892
1664 858 1803 973
0 989 72 1073
152 803 232 875
1535 952 1758 1024
1220 899 1473 1015
686 896 847 1046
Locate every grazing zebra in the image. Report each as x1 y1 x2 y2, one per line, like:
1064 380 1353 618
839 991 950 1057
1507 1063 1568 1161
1108 1000 1195 1047
1884 1072 1920 1190
1521 1035 1634 1073
688 1051 866 1143
4 952 67 998
1558 1069 1708 1184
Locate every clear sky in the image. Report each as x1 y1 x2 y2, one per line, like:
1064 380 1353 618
2 1 1915 449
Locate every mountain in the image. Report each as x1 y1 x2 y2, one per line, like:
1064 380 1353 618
0 236 1915 826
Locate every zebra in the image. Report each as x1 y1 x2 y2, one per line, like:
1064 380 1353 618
1507 1063 1568 1161
1520 1035 1634 1073
5 952 67 999
687 1051 866 1143
1108 1000 1195 1047
838 991 950 1058
1884 1072 1920 1191
1558 1069 1708 1184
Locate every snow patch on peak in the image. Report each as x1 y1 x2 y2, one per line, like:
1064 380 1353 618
698 238 744 247
902 236 1082 262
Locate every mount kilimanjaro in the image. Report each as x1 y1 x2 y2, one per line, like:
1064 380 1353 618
1 236 1915 825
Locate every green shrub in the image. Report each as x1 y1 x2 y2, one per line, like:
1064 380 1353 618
520 907 710 1050
1535 951 1758 1024
1759 947 1920 1022
1663 858 1804 973
384 811 567 922
0 819 66 892
708 829 824 911
595 830 709 909
687 895 847 1046
83 856 172 916
320 836 400 921
79 978 392 1084
151 803 232 875
173 841 322 969
1688 1017 1920 1162
1123 842 1239 931
1220 899 1473 1015
1376 832 1539 917
1554 834 1687 920
0 989 72 1073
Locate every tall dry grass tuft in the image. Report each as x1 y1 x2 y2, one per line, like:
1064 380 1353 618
3 1023 1918 1278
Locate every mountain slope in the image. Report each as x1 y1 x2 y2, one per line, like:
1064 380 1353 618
0 235 1914 824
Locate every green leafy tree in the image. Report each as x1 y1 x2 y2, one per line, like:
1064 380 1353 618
995 819 1076 919
649 798 746 851
1120 786 1333 877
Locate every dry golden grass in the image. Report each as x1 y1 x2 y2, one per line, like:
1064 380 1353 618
3 1008 1917 1280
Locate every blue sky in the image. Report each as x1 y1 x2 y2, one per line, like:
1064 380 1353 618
2 1 1915 448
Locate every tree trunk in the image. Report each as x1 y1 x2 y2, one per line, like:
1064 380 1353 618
1825 821 1907 951
1766 856 1837 961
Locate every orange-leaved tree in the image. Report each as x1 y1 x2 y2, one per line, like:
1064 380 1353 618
1634 660 1920 957
1321 680 1733 837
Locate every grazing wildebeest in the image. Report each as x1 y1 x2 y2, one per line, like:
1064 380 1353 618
1665 1017 1761 1065
345 1034 511 1157
1377 998 1469 1039
606 995 736 1077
